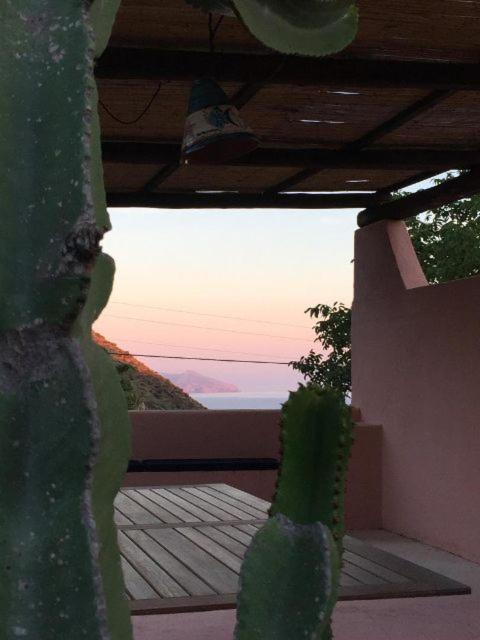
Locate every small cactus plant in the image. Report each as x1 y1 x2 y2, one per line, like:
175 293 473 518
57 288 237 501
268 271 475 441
235 387 354 640
0 2 132 639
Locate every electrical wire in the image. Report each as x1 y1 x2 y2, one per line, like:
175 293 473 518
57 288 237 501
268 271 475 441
104 314 310 342
99 83 163 125
109 301 311 329
109 352 290 365
102 336 296 360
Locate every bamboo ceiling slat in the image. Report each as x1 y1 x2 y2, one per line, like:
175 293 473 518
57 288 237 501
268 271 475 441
103 163 163 192
156 165 299 193
293 169 420 193
100 0 480 204
242 86 427 147
98 80 242 142
110 0 262 52
373 91 480 148
110 0 480 64
346 0 480 64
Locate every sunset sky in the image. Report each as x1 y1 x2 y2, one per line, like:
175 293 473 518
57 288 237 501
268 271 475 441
94 207 359 393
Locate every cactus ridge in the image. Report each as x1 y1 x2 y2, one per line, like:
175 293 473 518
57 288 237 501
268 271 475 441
271 385 354 552
0 2 131 639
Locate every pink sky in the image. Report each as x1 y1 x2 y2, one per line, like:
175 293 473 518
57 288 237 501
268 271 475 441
94 207 358 393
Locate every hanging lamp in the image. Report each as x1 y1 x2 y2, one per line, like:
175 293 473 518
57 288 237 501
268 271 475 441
182 77 258 164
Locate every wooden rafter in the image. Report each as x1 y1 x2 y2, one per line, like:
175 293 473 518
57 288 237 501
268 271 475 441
96 49 480 91
102 142 479 172
357 168 480 227
267 90 454 194
107 192 374 209
371 171 445 203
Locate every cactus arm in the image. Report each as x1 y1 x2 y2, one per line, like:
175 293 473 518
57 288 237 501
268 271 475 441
235 387 353 640
271 386 354 549
0 2 132 639
235 514 340 640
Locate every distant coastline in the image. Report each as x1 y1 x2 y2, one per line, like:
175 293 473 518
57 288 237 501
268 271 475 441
191 391 288 410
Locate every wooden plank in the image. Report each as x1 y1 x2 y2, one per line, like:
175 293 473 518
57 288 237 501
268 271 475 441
129 593 237 615
120 484 471 614
209 484 270 512
177 527 243 573
121 557 157 600
141 488 206 523
115 492 162 525
114 509 133 526
198 526 248 559
183 486 262 521
216 525 252 546
236 524 260 536
147 527 240 594
125 529 215 597
357 166 480 226
125 489 186 524
97 49 480 91
342 559 388 586
340 573 362 587
167 487 241 522
343 550 410 584
344 536 469 593
182 487 264 521
107 192 375 210
198 486 268 520
117 518 267 532
119 532 188 598
155 487 224 522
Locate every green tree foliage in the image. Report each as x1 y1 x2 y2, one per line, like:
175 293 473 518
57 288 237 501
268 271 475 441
292 188 480 393
290 303 351 395
407 192 480 284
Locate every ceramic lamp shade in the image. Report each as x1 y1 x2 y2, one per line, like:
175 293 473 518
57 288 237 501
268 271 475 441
182 77 258 164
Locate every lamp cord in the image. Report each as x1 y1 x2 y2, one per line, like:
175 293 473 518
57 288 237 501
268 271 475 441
208 13 225 54
99 83 163 125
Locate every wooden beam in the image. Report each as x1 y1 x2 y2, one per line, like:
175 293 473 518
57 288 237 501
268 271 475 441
101 142 479 171
267 90 454 193
142 161 181 192
371 171 444 203
357 168 480 227
107 192 374 210
96 49 480 91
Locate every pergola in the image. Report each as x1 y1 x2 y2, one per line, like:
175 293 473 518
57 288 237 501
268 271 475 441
97 0 480 227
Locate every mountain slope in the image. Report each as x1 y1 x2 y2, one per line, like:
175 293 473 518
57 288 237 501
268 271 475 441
93 333 205 410
164 370 240 394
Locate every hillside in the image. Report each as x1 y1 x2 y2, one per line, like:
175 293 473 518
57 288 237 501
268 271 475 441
164 370 240 394
93 333 205 410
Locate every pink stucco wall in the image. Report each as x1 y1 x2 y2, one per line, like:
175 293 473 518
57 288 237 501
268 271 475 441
352 219 480 562
124 410 382 530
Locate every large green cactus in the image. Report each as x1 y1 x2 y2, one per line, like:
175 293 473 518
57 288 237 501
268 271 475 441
0 2 133 639
186 0 358 56
235 387 354 640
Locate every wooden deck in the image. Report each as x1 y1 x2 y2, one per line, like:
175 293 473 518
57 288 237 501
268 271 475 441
115 484 470 615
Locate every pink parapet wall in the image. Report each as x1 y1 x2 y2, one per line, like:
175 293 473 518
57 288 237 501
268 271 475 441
352 219 480 562
125 410 382 530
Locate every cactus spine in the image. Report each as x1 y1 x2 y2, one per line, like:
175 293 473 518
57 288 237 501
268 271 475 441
235 386 354 640
0 2 132 639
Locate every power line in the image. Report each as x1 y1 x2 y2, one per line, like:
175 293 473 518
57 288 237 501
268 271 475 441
104 314 310 342
109 352 290 365
110 301 311 330
104 336 297 360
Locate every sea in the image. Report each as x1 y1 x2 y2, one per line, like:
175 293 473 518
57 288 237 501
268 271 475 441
191 391 289 410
